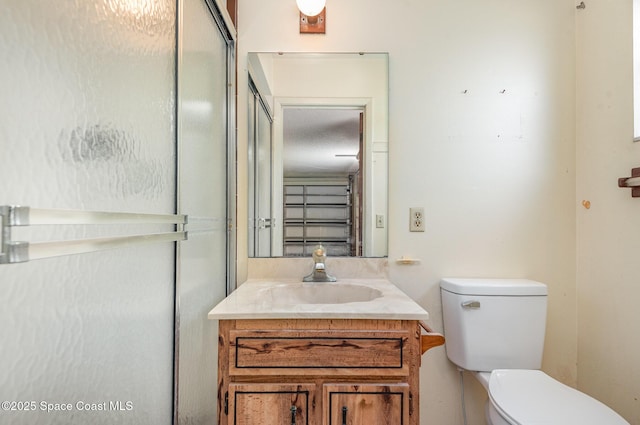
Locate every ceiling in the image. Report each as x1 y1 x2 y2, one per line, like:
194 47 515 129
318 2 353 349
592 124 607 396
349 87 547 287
283 108 362 177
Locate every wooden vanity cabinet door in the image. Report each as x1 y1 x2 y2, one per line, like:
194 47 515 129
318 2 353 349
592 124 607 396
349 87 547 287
228 383 316 425
323 384 409 425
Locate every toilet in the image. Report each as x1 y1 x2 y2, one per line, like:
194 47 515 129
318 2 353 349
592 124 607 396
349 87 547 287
440 278 629 425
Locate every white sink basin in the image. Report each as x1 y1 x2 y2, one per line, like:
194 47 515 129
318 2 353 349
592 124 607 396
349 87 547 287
266 283 383 306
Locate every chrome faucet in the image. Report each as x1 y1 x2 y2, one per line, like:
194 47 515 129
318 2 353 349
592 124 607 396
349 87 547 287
303 244 336 282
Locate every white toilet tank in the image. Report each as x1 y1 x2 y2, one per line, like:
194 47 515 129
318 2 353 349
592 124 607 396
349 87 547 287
440 278 548 372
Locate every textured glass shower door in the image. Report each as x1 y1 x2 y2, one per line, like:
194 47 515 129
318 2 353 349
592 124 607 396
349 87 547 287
175 0 234 422
0 1 231 424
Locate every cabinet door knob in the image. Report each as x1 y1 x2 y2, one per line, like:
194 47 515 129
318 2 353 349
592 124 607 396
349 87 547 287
342 406 348 425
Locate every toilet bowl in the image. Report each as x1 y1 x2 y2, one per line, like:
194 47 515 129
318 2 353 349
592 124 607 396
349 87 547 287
440 278 630 425
473 370 629 425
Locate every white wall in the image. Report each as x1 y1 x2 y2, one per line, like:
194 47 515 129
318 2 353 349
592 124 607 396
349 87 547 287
238 1 577 424
576 1 640 423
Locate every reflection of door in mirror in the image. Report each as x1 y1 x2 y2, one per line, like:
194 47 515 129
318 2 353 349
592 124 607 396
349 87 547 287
248 78 273 257
354 112 364 256
282 107 363 257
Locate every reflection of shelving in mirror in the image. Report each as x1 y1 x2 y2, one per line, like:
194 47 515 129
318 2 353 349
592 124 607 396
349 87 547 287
283 183 355 257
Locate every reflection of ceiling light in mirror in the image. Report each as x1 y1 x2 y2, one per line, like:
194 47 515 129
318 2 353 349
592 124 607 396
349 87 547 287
296 0 326 16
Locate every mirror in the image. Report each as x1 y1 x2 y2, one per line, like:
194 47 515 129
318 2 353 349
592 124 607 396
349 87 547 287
247 52 388 258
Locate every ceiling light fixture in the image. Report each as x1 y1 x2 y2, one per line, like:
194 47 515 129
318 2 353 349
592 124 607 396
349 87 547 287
297 0 326 34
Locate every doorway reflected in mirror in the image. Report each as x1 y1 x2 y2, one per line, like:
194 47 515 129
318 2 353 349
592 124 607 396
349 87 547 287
283 107 363 257
246 52 388 258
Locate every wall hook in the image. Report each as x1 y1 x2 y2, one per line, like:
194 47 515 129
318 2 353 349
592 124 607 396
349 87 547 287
462 89 468 94
500 89 506 94
576 2 586 10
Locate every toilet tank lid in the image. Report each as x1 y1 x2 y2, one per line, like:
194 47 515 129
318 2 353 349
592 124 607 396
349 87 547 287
440 278 547 296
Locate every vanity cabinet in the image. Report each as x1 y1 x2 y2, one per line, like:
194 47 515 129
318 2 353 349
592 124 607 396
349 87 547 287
217 319 437 425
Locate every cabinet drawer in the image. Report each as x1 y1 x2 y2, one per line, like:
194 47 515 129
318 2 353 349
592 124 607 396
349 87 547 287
229 330 409 377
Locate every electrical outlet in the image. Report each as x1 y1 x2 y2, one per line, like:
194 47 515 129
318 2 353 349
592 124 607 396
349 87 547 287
376 214 385 228
410 207 425 232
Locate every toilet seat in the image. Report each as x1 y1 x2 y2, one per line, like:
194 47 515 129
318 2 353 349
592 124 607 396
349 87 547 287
488 369 629 425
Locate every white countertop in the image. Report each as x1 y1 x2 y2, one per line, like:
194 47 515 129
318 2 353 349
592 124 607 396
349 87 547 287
207 278 429 320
